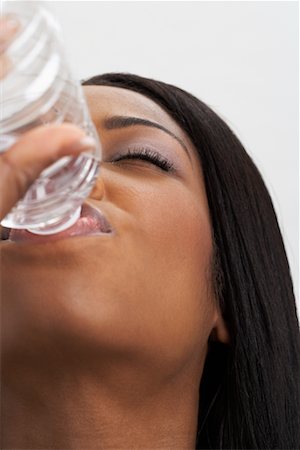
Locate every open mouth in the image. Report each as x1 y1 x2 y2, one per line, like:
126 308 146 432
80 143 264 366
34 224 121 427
1 203 113 244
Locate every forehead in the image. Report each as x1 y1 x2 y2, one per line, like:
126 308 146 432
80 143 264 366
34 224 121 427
83 85 192 149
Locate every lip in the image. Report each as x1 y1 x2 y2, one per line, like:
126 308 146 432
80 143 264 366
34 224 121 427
5 204 113 244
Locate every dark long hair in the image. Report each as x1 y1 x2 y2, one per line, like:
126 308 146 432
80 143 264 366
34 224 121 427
82 73 300 449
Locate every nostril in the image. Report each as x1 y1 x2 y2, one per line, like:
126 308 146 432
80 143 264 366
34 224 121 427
0 226 11 240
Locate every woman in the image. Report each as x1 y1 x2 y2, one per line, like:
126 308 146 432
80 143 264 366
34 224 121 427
1 73 299 449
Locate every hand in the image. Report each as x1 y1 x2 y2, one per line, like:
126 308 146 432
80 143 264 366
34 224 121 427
0 124 96 221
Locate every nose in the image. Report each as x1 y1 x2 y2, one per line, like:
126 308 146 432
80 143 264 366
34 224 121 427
88 176 105 201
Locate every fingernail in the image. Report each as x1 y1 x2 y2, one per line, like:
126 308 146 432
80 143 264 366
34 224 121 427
71 136 97 152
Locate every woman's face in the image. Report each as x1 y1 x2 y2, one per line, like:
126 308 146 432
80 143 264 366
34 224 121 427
1 86 222 385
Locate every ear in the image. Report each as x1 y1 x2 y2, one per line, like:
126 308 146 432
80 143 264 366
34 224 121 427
210 308 230 344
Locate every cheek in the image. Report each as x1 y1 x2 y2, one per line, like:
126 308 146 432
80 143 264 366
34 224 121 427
124 181 215 372
135 179 212 284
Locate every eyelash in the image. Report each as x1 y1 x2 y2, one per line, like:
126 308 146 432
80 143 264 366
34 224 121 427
112 147 175 172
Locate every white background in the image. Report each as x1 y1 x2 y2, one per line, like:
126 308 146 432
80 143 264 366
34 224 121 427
48 1 299 308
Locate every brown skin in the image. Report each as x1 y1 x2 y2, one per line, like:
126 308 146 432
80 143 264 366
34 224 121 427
0 86 228 449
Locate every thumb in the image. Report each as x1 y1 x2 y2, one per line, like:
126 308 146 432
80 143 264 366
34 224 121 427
0 124 97 220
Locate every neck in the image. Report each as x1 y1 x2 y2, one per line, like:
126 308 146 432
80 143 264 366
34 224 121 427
1 353 200 449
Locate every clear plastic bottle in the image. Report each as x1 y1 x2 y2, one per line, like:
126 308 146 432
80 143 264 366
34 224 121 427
0 1 101 235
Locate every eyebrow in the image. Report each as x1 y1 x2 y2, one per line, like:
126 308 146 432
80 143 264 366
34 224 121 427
103 115 191 161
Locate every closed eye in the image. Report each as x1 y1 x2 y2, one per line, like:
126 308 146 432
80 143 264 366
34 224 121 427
111 147 175 172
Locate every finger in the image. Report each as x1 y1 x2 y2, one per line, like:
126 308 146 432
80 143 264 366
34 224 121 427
0 15 20 53
0 124 96 220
